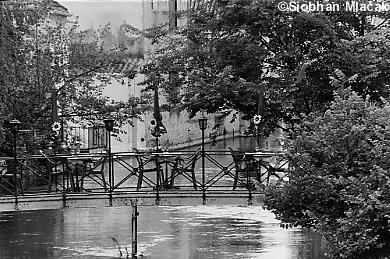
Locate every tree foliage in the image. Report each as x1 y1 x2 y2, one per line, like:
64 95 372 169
266 88 390 259
0 0 141 155
134 0 390 135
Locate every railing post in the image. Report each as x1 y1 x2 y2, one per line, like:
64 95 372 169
201 129 206 204
156 154 160 204
9 119 20 205
103 119 115 205
13 131 18 204
108 135 113 204
110 138 114 191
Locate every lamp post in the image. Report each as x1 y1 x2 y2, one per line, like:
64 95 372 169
198 114 207 204
9 119 20 203
104 119 115 196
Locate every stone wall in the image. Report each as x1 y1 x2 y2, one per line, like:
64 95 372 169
143 110 259 150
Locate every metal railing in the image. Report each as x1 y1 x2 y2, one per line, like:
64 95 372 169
0 149 288 204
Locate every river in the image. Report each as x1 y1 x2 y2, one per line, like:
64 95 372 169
0 205 326 259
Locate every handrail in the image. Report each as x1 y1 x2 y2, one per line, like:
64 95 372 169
0 149 288 199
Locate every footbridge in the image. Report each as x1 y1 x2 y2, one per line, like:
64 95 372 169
0 149 287 212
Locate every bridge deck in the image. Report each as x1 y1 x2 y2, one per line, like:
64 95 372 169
0 190 265 211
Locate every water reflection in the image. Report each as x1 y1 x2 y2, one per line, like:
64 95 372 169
0 210 63 259
0 206 326 259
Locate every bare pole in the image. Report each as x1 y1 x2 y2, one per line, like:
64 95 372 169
131 200 139 258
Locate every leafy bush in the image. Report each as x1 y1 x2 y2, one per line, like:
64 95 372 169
266 88 390 259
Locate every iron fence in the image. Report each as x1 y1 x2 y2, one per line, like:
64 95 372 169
0 149 288 203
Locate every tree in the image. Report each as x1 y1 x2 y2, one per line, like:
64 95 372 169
132 0 390 135
0 0 141 155
265 88 390 259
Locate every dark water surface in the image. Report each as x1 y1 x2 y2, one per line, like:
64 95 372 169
0 206 326 259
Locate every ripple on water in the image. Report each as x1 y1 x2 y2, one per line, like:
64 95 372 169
0 205 326 259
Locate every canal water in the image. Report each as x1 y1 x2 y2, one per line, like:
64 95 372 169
0 206 326 259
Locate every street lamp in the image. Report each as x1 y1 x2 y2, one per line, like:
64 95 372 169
9 119 20 202
198 114 207 204
103 119 115 195
198 116 207 131
104 119 115 132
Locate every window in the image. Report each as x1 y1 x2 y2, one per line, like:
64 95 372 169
88 126 106 149
214 114 225 135
169 0 178 30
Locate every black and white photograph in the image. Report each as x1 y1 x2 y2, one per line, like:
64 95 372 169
1 0 388 258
